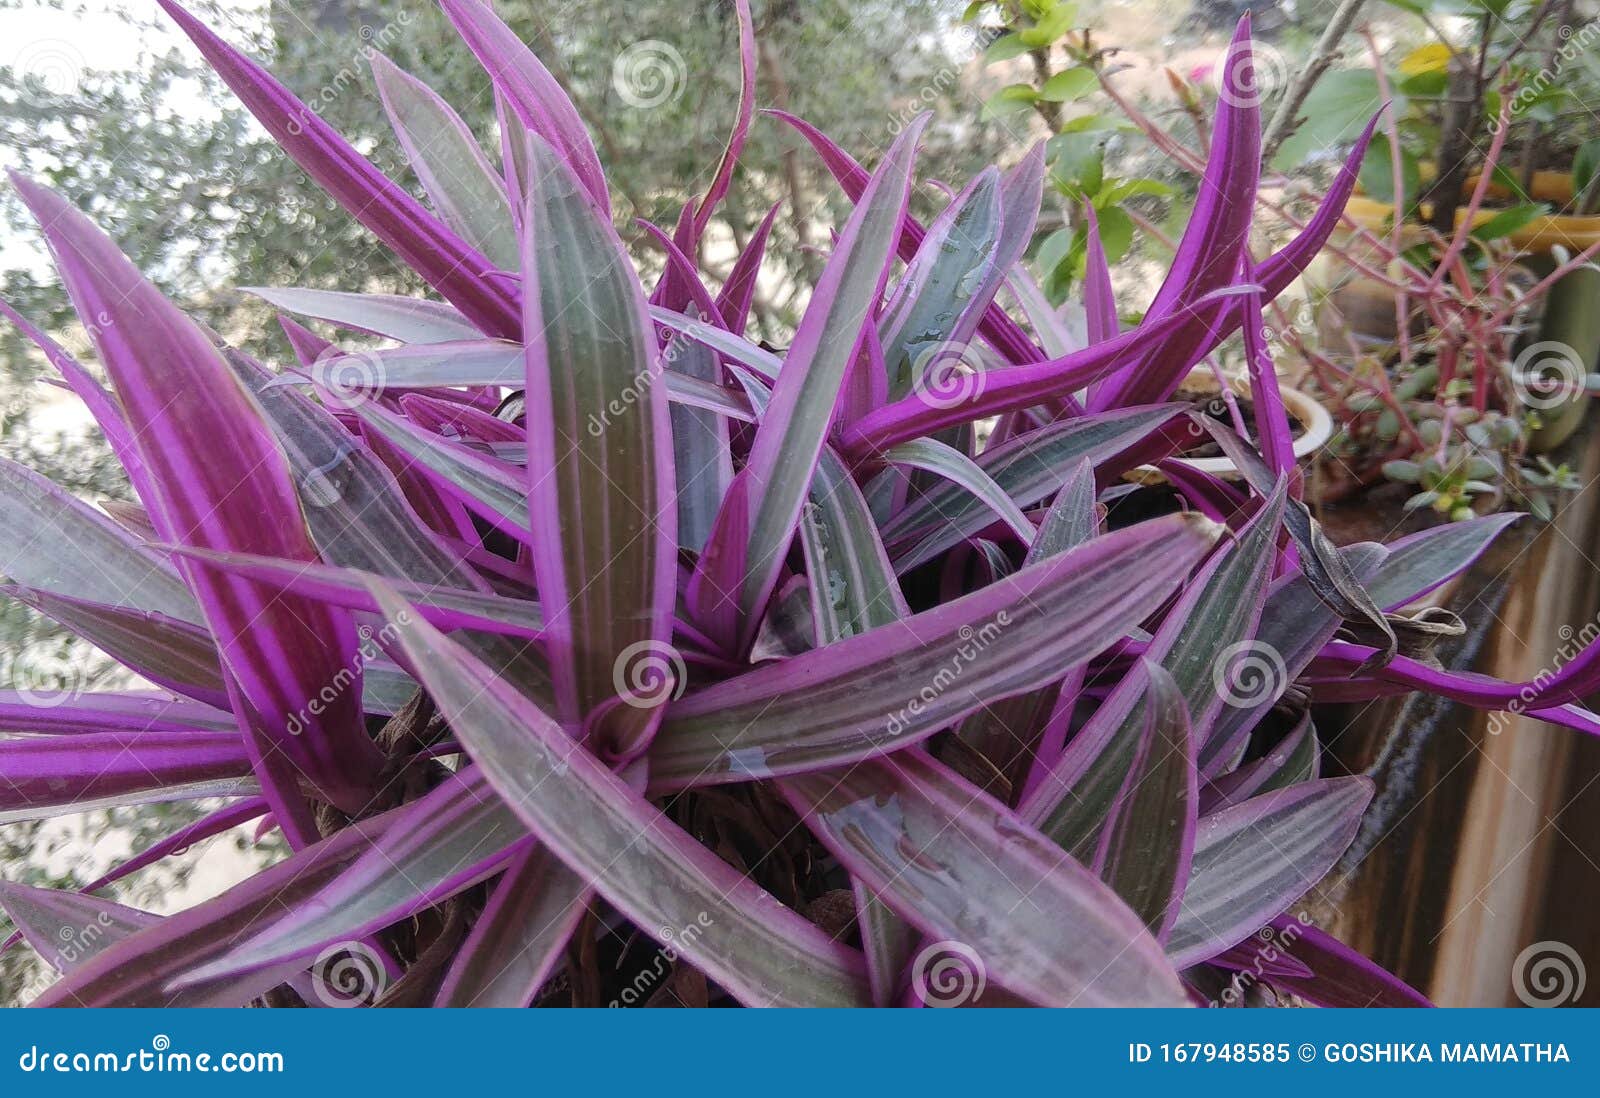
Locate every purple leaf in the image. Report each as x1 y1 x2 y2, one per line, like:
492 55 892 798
781 750 1187 1006
1166 777 1373 968
0 692 233 736
0 732 254 825
1094 662 1197 944
691 0 756 233
0 880 159 978
32 805 407 1006
651 513 1220 790
156 0 519 337
370 51 518 271
2 586 226 707
362 580 874 1008
434 846 589 1007
722 116 927 653
14 176 384 811
717 202 781 334
440 0 609 215
0 455 199 623
249 287 481 344
1082 204 1118 345
1090 16 1260 409
519 134 676 748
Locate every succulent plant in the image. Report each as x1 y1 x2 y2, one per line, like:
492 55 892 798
3 3 1598 1009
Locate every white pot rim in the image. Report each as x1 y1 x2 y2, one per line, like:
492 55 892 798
1129 370 1335 482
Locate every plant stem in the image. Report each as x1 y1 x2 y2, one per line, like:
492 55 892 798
1261 0 1369 164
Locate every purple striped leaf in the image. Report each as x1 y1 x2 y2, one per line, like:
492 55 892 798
1022 485 1286 850
183 768 526 986
882 405 1186 576
519 134 675 748
32 805 406 1006
1166 777 1373 968
722 116 926 653
370 52 518 271
14 177 383 811
0 732 254 825
1082 204 1118 345
0 456 198 623
355 401 532 544
247 287 481 344
1261 918 1432 1007
717 203 781 334
878 168 1003 401
779 750 1187 1007
157 0 518 337
169 548 542 639
650 513 1220 791
0 692 232 736
0 880 159 977
1090 16 1260 410
363 581 874 1008
3 586 226 707
434 845 589 1008
1093 663 1196 944
1366 513 1521 611
440 0 608 215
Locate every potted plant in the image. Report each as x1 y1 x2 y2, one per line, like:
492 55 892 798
11 1 1600 1011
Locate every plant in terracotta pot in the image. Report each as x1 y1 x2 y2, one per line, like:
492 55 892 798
1290 10 1600 518
971 0 1600 518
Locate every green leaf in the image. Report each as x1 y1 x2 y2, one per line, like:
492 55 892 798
985 33 1031 64
1018 2 1076 46
983 83 1039 119
1271 70 1394 172
1039 67 1098 103
1358 134 1421 212
1469 203 1549 242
